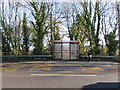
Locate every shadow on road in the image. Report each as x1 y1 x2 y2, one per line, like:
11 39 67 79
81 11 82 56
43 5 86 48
82 82 120 90
1 82 120 90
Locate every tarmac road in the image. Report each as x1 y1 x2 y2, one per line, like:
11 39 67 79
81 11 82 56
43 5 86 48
1 61 120 88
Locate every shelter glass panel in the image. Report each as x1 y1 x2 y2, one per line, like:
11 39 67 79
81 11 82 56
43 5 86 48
62 43 69 50
62 53 70 60
71 52 78 59
71 44 77 50
55 44 61 51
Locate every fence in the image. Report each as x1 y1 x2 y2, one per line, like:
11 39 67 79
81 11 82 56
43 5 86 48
1 55 52 62
80 55 120 62
1 54 120 63
2 51 51 55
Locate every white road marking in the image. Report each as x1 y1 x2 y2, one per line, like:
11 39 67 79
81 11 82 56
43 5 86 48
30 74 96 77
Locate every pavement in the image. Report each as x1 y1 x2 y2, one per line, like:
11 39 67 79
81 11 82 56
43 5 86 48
1 61 120 88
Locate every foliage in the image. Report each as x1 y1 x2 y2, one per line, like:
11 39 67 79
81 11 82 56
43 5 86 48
1 1 119 56
105 29 118 55
30 2 49 54
22 13 29 53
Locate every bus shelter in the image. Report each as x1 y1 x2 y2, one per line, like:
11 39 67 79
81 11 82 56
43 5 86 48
53 40 79 60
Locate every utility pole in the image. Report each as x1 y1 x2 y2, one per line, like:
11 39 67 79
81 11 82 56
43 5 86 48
117 2 120 55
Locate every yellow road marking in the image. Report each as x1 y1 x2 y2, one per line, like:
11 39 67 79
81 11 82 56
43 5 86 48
4 71 16 72
4 68 18 70
20 65 27 67
29 67 51 70
29 68 41 70
5 65 26 69
99 65 114 67
3 69 17 72
0 67 4 69
82 67 104 71
85 71 101 73
2 65 26 72
99 65 118 69
3 71 16 72
40 68 51 70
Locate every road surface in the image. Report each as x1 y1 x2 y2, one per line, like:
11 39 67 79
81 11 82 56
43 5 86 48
1 61 119 88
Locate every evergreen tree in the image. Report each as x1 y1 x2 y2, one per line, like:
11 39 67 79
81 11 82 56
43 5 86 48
22 13 29 53
105 27 118 55
30 2 48 54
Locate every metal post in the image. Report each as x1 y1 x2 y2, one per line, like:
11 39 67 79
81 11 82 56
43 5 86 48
117 2 120 55
69 42 71 60
50 3 53 55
